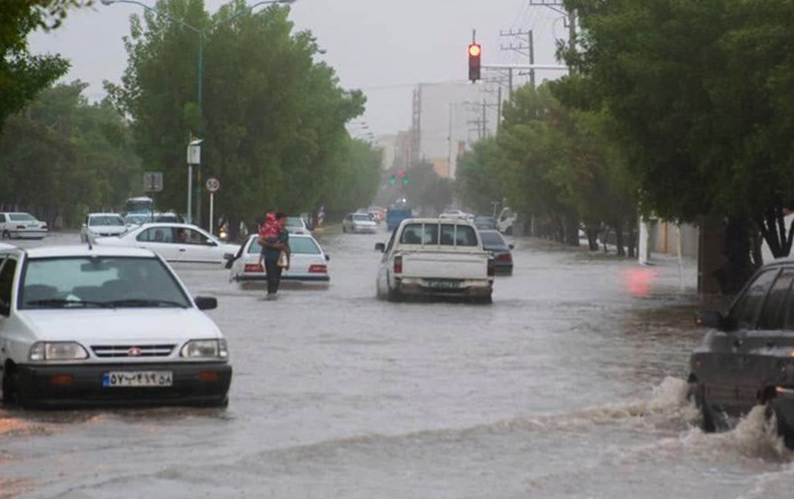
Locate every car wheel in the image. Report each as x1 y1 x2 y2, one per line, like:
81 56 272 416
767 400 794 449
386 286 402 302
1 365 30 408
689 381 716 433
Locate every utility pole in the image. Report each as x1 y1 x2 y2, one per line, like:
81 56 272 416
500 28 536 89
528 0 576 55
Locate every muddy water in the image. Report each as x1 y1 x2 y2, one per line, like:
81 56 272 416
0 232 791 498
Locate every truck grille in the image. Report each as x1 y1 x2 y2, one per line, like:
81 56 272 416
91 344 176 358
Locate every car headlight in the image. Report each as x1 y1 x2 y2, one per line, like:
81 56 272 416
180 339 228 359
29 342 89 361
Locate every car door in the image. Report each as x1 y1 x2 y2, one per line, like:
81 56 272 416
377 229 398 293
706 267 780 410
0 256 17 367
135 226 180 261
177 227 222 264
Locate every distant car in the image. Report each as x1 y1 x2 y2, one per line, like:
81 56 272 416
123 212 183 228
342 213 379 234
285 216 310 235
93 223 240 265
81 213 126 242
439 209 474 221
0 212 48 240
474 216 498 230
479 229 514 275
228 233 330 284
497 207 518 234
689 259 794 448
0 244 231 408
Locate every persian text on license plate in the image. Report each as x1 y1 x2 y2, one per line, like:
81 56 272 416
427 280 461 289
102 371 173 387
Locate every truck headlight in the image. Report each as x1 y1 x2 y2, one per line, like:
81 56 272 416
29 342 89 361
180 339 228 359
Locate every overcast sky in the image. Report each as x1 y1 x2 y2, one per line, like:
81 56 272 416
29 0 568 136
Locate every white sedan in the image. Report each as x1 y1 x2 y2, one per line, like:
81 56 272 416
342 213 379 234
93 223 239 265
228 233 330 284
80 213 127 242
0 212 48 240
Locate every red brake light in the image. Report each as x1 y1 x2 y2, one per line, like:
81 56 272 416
244 263 264 272
496 253 512 262
308 264 327 273
394 255 403 274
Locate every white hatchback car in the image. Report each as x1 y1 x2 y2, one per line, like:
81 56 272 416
228 233 330 285
0 212 48 240
0 244 232 408
342 213 379 234
80 213 127 242
93 223 240 265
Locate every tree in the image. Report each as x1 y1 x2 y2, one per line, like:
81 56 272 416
0 0 91 132
0 81 140 225
559 0 794 291
108 0 367 229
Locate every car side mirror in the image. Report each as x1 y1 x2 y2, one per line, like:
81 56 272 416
695 310 725 329
194 296 217 310
375 242 385 252
325 254 330 261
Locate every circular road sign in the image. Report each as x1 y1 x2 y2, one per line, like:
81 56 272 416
206 177 220 193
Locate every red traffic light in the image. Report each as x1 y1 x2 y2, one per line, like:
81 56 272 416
468 43 481 82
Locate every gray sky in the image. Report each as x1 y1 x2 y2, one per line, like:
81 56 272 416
29 0 567 136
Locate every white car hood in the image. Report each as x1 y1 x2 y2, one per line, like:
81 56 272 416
19 308 222 343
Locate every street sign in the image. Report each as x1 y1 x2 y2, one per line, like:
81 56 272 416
143 172 163 192
206 176 220 193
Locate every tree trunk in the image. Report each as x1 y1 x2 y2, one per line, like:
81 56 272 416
615 225 626 256
712 216 756 295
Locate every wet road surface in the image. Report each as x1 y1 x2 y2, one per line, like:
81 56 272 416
1 230 792 498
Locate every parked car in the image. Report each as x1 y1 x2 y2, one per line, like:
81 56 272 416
688 259 794 448
80 213 126 242
92 223 239 265
439 209 474 221
228 233 330 285
374 218 494 303
285 216 311 235
342 212 379 234
0 212 48 240
0 244 232 408
479 229 514 275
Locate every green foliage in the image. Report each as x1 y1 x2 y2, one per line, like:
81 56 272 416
559 0 794 260
400 163 452 213
109 0 370 224
0 81 140 224
0 0 89 132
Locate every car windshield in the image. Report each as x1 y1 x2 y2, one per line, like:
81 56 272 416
9 213 36 222
480 231 506 247
124 214 150 225
400 223 478 246
18 256 191 309
247 236 320 255
89 215 125 226
353 214 371 221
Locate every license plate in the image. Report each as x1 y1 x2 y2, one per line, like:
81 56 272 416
427 280 461 290
103 371 173 387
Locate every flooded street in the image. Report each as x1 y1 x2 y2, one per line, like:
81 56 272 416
1 230 792 499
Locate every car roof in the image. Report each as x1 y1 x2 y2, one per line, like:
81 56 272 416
18 245 157 259
400 217 475 225
131 222 202 230
88 212 124 217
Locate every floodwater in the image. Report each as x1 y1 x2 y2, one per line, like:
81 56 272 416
1 230 792 499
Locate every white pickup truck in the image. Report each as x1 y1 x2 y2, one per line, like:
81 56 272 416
374 218 494 303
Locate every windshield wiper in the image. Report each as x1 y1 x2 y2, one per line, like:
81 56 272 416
26 299 112 308
104 299 187 308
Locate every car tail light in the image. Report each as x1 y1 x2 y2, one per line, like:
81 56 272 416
394 255 403 274
487 258 495 277
16 225 25 229
496 253 512 262
308 264 327 273
244 263 264 272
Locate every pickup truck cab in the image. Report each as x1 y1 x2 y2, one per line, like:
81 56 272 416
374 218 494 303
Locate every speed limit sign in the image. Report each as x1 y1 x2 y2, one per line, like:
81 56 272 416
206 177 220 193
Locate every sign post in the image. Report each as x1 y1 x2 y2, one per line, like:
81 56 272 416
186 139 203 225
205 176 220 235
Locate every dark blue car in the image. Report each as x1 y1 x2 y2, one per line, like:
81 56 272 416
479 229 513 275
